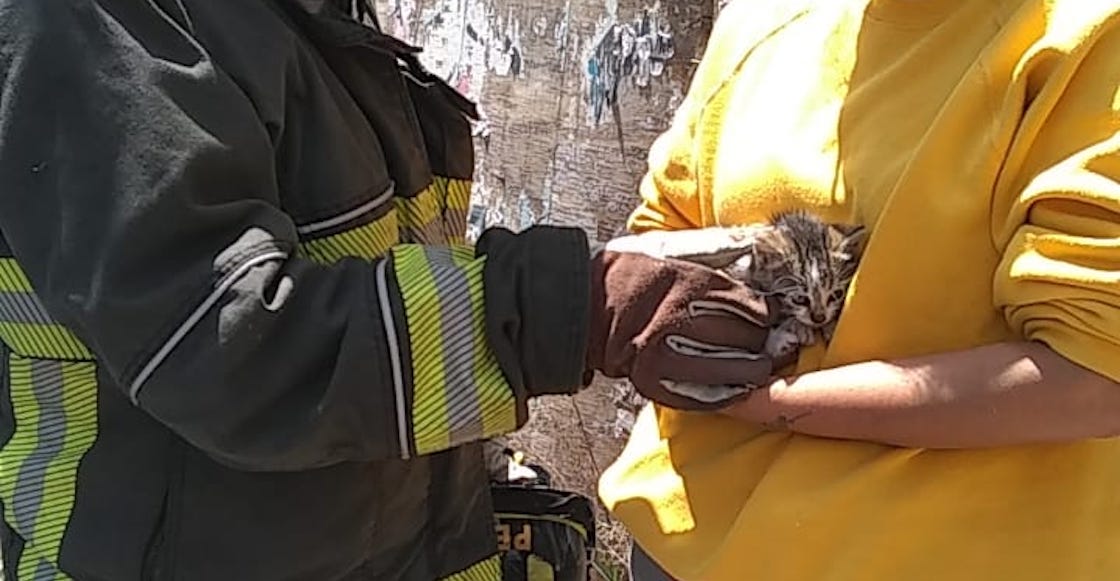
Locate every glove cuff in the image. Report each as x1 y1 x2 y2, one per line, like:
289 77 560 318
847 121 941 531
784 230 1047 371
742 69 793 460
475 226 594 399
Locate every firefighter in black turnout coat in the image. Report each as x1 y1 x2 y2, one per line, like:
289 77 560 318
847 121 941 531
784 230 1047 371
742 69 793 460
0 1 783 578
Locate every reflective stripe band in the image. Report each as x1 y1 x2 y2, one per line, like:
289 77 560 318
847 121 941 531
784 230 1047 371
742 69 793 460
0 258 33 293
295 184 395 236
0 290 54 325
397 176 473 245
0 259 92 360
440 554 503 581
443 178 472 245
444 177 472 212
396 184 445 244
0 354 98 580
375 259 412 460
0 321 91 361
397 245 450 452
393 245 515 456
427 247 482 445
300 208 399 264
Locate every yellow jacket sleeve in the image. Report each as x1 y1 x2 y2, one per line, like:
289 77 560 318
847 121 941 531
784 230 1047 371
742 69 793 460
627 1 811 233
993 13 1120 382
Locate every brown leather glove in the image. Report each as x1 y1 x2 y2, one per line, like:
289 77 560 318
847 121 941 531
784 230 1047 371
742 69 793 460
585 246 780 411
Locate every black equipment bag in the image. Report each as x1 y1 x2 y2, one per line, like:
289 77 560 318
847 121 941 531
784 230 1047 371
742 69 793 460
489 448 597 581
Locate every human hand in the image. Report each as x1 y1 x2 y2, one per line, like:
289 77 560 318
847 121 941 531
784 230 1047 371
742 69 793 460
584 237 781 411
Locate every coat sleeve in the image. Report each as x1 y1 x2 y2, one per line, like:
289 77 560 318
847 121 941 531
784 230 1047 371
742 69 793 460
992 13 1120 383
0 0 588 471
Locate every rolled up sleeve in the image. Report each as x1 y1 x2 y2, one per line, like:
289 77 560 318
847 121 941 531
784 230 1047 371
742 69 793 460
993 23 1120 381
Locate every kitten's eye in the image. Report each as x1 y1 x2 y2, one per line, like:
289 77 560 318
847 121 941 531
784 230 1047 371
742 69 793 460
828 289 847 303
790 295 810 307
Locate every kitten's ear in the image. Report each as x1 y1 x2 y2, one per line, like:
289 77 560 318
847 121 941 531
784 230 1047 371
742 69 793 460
830 222 866 240
830 224 868 259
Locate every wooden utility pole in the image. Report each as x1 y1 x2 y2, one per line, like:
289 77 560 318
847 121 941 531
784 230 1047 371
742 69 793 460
371 5 719 575
374 0 716 241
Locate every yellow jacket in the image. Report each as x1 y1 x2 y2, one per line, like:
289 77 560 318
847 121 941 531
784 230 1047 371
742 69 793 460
600 1 1120 579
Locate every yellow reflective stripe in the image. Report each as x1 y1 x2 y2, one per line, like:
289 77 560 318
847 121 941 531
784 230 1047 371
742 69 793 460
445 177 471 212
441 554 502 581
429 173 450 202
394 245 515 456
395 246 451 454
397 176 473 244
527 555 556 581
300 209 399 264
443 178 472 245
0 354 98 580
0 258 32 293
0 259 93 360
0 322 92 361
0 357 42 530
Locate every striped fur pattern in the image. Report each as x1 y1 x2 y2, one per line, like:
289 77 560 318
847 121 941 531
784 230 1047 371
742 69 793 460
726 211 867 357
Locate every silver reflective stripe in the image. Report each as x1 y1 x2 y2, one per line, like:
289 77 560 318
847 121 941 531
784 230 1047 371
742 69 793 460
12 360 65 537
128 250 289 404
32 558 56 581
295 184 395 236
423 247 483 445
375 259 411 460
399 215 446 245
0 290 53 325
442 207 469 232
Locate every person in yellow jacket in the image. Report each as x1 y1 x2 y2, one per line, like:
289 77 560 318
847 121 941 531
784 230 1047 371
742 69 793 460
600 1 1120 579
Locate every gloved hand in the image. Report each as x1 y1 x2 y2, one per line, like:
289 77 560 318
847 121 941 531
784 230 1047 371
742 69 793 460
584 230 780 411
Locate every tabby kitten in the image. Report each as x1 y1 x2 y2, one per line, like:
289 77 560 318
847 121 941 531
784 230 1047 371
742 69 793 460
726 210 867 358
656 212 868 405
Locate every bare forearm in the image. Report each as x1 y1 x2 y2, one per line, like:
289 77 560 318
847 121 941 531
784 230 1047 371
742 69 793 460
721 341 1120 448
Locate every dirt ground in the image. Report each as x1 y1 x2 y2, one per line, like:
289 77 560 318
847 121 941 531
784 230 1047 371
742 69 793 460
506 376 647 581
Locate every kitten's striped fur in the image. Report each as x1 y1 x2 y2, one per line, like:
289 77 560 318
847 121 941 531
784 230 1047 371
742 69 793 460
657 212 867 405
726 211 866 357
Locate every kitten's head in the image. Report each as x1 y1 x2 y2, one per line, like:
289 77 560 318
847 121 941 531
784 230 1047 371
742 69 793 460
750 212 867 329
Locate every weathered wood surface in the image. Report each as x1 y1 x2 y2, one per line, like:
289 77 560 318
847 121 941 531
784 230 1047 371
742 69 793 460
371 3 720 576
374 0 717 241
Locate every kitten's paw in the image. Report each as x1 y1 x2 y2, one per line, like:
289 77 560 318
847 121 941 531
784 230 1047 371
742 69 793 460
764 329 801 359
792 322 818 346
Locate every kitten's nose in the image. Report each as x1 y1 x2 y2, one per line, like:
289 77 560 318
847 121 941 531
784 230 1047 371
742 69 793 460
811 313 828 325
